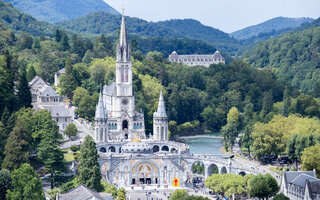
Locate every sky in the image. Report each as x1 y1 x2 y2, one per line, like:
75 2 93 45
104 0 320 33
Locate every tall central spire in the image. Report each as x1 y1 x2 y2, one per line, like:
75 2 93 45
117 10 130 62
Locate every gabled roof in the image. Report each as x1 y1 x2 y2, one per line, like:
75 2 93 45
57 184 105 200
42 105 71 118
283 171 316 188
39 85 58 97
290 173 318 187
29 76 48 87
306 179 320 199
55 68 66 75
212 50 224 59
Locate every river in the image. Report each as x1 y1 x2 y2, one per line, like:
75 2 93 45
180 135 224 154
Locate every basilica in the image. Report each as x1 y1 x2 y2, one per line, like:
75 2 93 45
93 13 240 188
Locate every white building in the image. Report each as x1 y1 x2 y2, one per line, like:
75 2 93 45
41 105 72 131
281 170 320 200
168 50 225 67
54 68 66 87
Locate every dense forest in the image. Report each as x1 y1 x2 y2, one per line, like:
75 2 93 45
244 27 320 93
56 12 240 56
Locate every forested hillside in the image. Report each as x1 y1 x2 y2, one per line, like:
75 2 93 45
3 0 119 23
244 27 320 93
57 12 240 56
231 17 313 40
0 0 55 36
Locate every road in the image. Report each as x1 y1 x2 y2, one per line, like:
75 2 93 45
59 105 93 149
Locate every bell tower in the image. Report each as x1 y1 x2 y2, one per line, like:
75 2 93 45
116 11 132 97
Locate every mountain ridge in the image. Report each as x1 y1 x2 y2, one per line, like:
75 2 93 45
231 16 314 40
3 0 120 23
56 11 240 56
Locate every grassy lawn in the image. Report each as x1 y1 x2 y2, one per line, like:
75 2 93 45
64 150 79 162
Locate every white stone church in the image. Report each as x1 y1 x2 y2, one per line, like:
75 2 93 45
93 13 246 188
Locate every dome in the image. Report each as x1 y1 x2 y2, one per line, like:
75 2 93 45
122 141 152 154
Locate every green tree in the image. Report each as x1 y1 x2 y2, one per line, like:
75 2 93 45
16 65 32 109
77 94 96 120
260 91 273 119
116 188 126 200
27 65 36 82
72 87 89 106
0 54 16 114
282 87 290 117
249 174 279 200
59 58 77 98
55 29 62 43
2 111 32 171
241 124 253 157
286 133 299 168
58 31 70 51
82 50 94 64
274 193 290 200
169 189 189 200
205 174 246 199
38 124 66 189
301 143 320 177
64 123 77 138
78 136 103 191
314 82 320 98
0 169 12 199
6 164 45 200
222 107 240 152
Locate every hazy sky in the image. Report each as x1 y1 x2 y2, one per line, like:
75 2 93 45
104 0 320 33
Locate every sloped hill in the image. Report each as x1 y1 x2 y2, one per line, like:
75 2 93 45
57 12 240 56
231 17 314 40
3 0 119 23
0 0 55 36
243 25 320 93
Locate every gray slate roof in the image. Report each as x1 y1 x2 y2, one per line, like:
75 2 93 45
290 174 319 187
95 91 107 119
39 85 58 97
306 179 320 199
154 90 167 118
168 50 224 61
55 68 66 74
284 171 316 184
57 184 110 200
103 82 116 96
42 105 71 118
29 76 48 87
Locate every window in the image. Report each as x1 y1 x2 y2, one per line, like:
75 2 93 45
121 68 124 82
125 68 128 82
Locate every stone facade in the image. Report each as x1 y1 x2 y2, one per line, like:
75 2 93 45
94 12 256 188
168 50 225 67
54 68 66 87
281 170 320 200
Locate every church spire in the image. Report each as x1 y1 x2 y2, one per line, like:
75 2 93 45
95 91 107 120
154 90 167 118
117 11 131 62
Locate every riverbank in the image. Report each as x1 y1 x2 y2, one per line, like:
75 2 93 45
178 135 223 139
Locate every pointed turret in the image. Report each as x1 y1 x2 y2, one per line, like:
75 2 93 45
153 90 168 141
95 91 107 120
117 11 131 62
154 90 167 118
